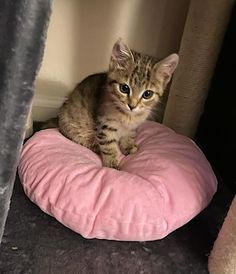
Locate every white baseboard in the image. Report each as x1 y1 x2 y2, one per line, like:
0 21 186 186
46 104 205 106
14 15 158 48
32 94 65 121
24 108 33 138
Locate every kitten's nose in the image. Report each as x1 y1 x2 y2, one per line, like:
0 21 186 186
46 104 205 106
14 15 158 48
128 104 135 111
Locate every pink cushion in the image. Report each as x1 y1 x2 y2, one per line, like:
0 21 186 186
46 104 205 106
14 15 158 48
18 121 217 241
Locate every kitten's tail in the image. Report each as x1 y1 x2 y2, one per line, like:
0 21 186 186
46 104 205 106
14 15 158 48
41 117 59 130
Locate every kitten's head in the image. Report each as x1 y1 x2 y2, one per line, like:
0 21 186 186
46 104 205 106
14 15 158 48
107 39 179 117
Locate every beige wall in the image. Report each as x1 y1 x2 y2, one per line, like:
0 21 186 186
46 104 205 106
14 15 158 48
33 0 190 121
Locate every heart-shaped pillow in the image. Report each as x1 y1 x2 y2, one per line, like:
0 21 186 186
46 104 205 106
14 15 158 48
18 121 217 241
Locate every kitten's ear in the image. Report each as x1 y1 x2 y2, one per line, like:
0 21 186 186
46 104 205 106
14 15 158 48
110 39 134 71
153 54 179 88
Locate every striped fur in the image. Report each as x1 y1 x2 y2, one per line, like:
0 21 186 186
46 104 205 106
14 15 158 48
58 39 179 169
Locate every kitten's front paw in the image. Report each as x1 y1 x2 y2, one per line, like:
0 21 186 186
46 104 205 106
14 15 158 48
102 156 119 169
120 143 138 156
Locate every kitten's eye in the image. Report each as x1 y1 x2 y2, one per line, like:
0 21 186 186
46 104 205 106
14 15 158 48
142 90 154 99
119 84 130 94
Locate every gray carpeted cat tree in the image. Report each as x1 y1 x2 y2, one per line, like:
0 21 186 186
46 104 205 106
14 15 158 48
0 0 52 243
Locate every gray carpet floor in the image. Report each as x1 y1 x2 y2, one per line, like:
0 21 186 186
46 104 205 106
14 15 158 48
0 171 233 274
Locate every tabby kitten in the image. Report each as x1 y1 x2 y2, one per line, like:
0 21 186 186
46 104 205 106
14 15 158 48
58 39 179 169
